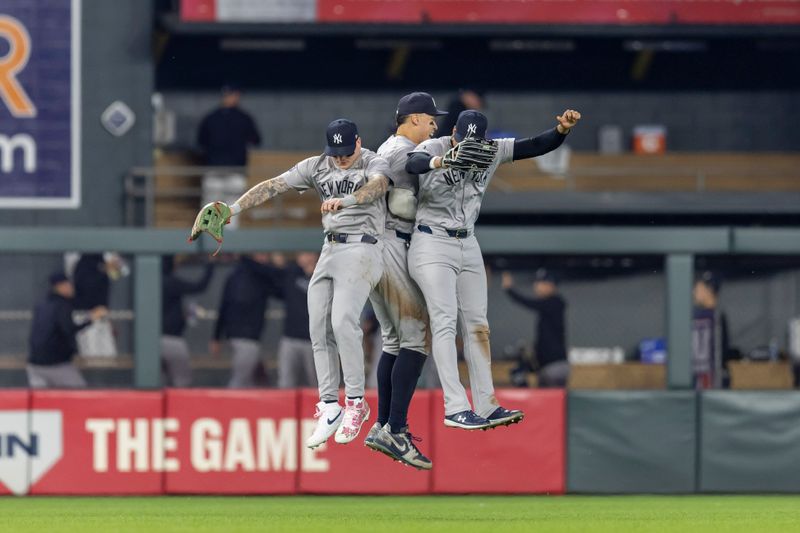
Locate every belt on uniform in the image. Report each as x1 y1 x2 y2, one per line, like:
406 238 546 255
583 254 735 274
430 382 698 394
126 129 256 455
417 224 470 239
325 233 378 244
394 230 412 243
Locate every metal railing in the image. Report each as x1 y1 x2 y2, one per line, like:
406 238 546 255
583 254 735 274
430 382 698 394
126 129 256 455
123 165 321 227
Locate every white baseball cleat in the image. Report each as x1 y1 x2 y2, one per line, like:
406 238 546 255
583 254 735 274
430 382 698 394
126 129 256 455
306 401 343 449
334 397 370 444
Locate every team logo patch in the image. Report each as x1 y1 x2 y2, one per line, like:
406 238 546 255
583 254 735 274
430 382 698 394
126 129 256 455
467 123 477 136
333 134 343 144
0 410 63 495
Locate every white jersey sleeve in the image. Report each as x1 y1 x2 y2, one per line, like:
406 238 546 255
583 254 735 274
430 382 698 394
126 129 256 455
495 138 515 165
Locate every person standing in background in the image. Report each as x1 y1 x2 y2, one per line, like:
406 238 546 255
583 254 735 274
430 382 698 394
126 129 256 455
438 88 485 137
211 254 277 388
72 253 125 357
272 252 319 389
692 271 733 389
27 272 108 388
161 257 214 387
197 83 261 228
502 269 569 388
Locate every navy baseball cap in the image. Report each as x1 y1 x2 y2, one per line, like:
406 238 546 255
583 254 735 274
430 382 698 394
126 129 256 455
49 271 69 286
454 110 488 141
534 268 557 284
325 119 359 157
396 92 447 118
221 82 241 94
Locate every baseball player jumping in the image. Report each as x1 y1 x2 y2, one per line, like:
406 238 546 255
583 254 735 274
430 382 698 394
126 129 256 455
190 118 391 449
362 92 447 470
405 108 581 429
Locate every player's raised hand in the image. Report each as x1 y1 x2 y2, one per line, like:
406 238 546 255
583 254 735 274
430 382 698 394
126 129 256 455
556 109 581 131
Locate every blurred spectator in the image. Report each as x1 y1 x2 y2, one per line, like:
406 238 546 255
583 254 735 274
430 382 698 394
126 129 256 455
438 88 485 136
211 254 276 388
692 271 737 389
27 272 108 388
197 83 261 228
161 257 214 387
71 253 127 358
271 252 318 389
502 269 569 388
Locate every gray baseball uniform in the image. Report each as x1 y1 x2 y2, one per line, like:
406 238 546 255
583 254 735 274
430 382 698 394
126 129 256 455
227 338 261 389
27 363 87 388
369 135 430 356
278 148 389 400
408 135 515 417
160 335 192 387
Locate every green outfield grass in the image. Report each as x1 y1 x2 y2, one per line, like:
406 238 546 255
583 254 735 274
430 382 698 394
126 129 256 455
1 495 799 533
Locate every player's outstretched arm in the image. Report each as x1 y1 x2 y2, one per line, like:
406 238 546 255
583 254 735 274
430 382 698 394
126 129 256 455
512 109 582 161
231 176 292 215
188 176 292 251
320 175 389 213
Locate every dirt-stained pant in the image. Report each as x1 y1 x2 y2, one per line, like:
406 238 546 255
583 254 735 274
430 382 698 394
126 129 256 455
408 231 499 418
368 233 430 356
308 240 383 401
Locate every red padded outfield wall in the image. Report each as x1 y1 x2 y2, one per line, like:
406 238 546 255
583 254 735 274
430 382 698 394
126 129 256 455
182 0 800 24
0 389 565 495
0 390 31 495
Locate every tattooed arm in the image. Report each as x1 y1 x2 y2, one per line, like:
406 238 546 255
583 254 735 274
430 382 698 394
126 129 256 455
320 175 389 213
230 176 292 215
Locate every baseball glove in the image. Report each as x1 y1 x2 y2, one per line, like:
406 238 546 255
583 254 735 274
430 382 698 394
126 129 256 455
442 137 498 173
188 201 232 256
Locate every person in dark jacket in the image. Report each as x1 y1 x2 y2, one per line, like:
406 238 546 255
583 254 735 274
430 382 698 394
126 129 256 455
27 272 108 388
72 253 122 357
273 252 317 389
197 83 261 227
502 268 569 388
692 271 734 389
161 256 214 387
437 88 485 137
73 254 110 310
211 254 276 388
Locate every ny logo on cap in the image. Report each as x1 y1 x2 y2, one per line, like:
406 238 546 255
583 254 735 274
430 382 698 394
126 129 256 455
333 134 343 144
467 123 477 136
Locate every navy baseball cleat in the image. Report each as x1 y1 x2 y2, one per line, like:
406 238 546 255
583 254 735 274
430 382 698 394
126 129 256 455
372 425 432 470
443 409 491 430
485 406 524 428
363 422 382 449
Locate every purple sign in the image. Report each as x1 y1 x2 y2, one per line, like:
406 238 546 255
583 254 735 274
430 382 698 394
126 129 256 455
0 0 79 208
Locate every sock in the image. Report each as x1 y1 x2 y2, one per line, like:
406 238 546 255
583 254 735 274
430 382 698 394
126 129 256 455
388 348 427 433
376 351 397 426
323 400 338 404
